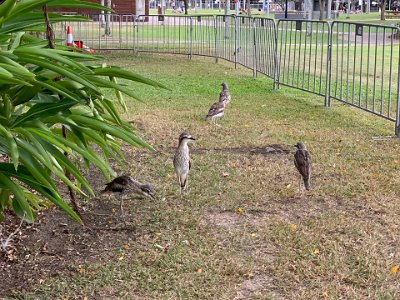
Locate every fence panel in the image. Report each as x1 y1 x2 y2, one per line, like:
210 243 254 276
214 15 236 62
189 15 217 58
253 17 277 79
330 22 399 123
276 20 331 100
134 15 191 55
234 16 256 75
52 14 136 50
49 14 400 136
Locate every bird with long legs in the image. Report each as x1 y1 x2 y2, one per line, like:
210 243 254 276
102 175 155 224
294 142 312 192
205 100 225 127
205 82 232 127
173 132 196 196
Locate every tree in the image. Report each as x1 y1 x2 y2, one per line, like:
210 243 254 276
0 0 165 223
381 0 387 20
319 0 326 20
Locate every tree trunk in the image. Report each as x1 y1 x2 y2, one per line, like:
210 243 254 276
327 0 332 18
381 0 386 20
319 0 325 20
224 0 230 39
105 0 111 35
100 0 105 26
183 0 189 14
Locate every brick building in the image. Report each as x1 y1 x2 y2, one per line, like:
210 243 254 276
53 0 149 16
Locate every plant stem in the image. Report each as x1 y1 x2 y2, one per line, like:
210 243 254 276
42 5 85 224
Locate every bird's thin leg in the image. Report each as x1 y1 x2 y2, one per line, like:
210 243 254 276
178 176 183 198
298 176 302 194
120 198 127 226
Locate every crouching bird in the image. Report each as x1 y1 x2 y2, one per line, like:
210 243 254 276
173 132 195 195
102 175 155 224
294 142 312 192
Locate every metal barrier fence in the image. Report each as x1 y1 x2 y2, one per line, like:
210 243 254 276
330 21 399 124
276 20 331 104
52 14 400 136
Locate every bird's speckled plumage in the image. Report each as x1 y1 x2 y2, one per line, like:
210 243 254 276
294 142 312 191
219 82 231 106
103 175 155 199
173 132 195 193
205 100 225 122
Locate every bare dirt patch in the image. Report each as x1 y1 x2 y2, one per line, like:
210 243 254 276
0 198 137 297
130 144 291 158
233 274 277 300
191 144 290 156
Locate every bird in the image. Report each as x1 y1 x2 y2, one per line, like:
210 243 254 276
293 142 312 192
173 132 195 195
205 100 225 127
219 82 231 106
102 175 155 223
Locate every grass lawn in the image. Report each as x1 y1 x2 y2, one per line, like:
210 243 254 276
8 52 400 299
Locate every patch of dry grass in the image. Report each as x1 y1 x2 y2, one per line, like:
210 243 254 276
12 53 400 299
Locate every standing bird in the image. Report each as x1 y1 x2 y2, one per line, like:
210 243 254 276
173 132 196 194
205 82 231 127
219 82 231 106
102 175 156 223
294 142 312 191
205 100 225 127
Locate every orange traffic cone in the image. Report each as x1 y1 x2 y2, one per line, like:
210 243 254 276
66 25 74 47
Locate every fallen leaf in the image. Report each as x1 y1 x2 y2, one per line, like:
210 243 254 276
111 208 117 214
222 172 230 177
250 233 257 237
313 249 320 255
289 224 297 231
79 268 85 274
286 184 291 188
242 223 248 228
196 268 203 273
83 297 88 300
322 291 328 298
123 244 130 250
236 207 245 214
107 220 113 224
391 265 399 274
118 256 124 261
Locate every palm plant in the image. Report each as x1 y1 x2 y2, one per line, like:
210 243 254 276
0 0 164 223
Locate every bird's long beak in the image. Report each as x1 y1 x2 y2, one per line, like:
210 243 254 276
189 137 196 141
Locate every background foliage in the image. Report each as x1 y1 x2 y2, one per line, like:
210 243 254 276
0 0 163 223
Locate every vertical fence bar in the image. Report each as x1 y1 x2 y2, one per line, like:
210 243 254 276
189 17 193 59
326 22 332 107
253 18 257 78
214 15 219 63
234 16 238 69
396 42 400 136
